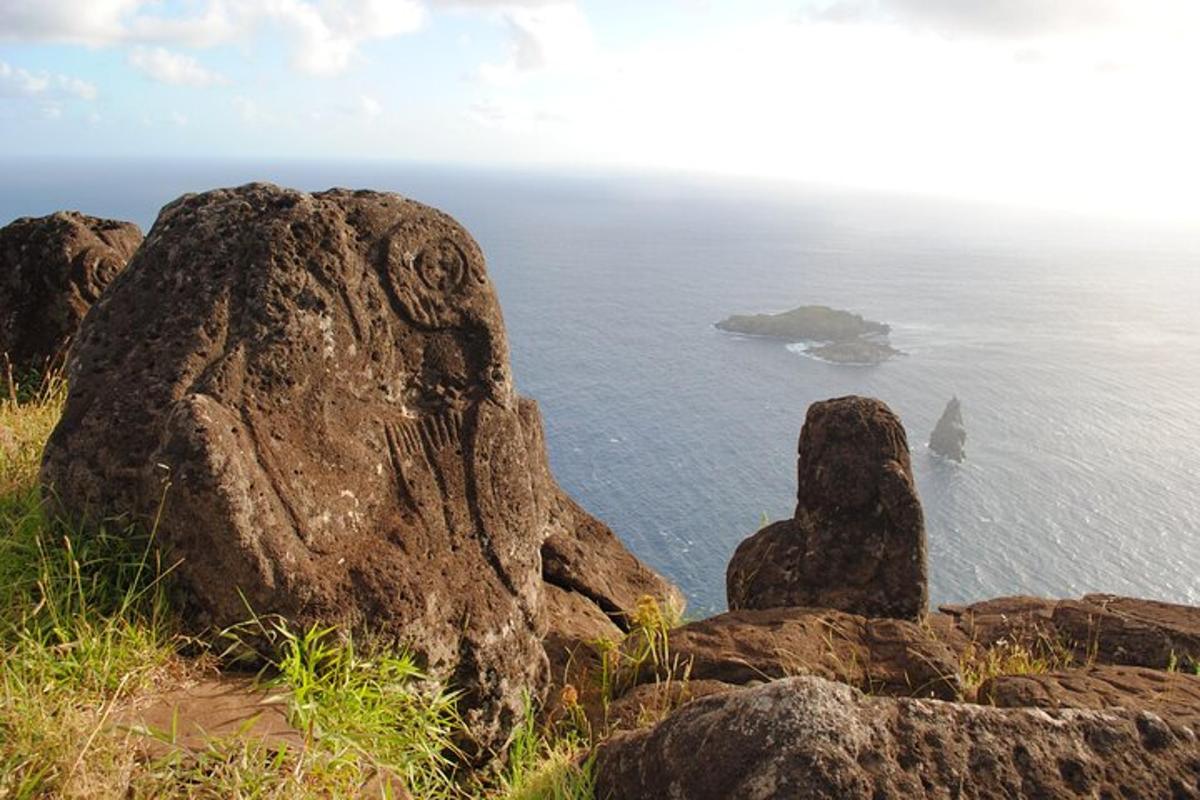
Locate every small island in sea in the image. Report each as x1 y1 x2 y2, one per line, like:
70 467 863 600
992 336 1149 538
714 304 902 365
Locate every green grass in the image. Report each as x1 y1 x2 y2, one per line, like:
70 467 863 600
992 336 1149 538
0 377 596 799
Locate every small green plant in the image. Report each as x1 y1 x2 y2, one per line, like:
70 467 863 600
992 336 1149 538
268 622 466 798
0 366 598 798
494 695 594 800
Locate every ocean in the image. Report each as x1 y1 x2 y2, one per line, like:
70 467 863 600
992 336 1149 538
3 158 1198 616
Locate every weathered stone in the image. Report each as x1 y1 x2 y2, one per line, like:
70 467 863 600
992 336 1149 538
727 396 927 620
594 676 1200 800
542 582 622 692
940 595 1060 648
929 395 966 461
542 493 684 628
1069 594 1200 668
646 607 960 699
944 594 1200 670
42 183 621 757
982 665 1200 728
0 211 142 376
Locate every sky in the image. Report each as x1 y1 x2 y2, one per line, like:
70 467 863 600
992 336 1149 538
2 0 1199 221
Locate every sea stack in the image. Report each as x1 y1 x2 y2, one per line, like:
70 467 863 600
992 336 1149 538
929 395 967 461
37 183 680 758
726 395 928 620
0 212 142 378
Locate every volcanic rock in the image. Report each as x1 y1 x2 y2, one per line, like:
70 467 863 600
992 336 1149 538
594 676 1200 800
542 493 684 628
638 607 962 699
929 395 966 461
727 396 928 620
981 665 1200 728
942 593 1200 670
0 211 142 377
39 183 678 757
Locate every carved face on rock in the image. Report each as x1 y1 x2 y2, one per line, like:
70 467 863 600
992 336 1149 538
375 228 512 412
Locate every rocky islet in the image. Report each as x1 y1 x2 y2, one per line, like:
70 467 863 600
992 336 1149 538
715 304 902 365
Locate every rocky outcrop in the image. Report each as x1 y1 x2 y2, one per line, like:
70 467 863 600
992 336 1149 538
38 183 678 759
634 606 962 699
542 494 684 628
929 395 966 461
0 211 142 377
981 665 1200 727
594 676 1200 800
727 396 927 620
942 593 1200 669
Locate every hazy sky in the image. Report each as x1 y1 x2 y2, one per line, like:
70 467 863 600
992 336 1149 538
2 0 1198 220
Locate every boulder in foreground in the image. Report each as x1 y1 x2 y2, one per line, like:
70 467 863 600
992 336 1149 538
727 396 927 620
0 211 142 377
595 675 1200 800
39 183 676 757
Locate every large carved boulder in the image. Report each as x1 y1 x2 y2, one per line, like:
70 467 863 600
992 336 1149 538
727 396 927 620
595 676 1200 800
0 211 142 376
42 183 603 756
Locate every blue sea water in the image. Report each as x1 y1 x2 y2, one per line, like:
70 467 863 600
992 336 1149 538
3 159 1199 616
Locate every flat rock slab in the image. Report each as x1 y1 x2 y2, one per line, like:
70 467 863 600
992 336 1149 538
982 665 1200 727
943 594 1200 669
119 677 302 758
644 606 962 699
595 675 1200 800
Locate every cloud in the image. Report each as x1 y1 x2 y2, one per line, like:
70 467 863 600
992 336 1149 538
0 0 425 77
269 0 426 76
477 2 594 85
128 46 225 86
358 94 382 119
808 0 1155 39
0 0 145 46
232 95 267 123
0 60 97 100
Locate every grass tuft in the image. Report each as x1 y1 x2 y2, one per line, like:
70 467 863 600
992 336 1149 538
0 371 596 799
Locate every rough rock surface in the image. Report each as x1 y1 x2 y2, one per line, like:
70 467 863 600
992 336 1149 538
929 395 967 461
943 593 1200 669
727 396 927 620
542 493 683 628
594 676 1200 800
0 211 142 376
639 607 962 699
981 665 1200 727
40 183 673 757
